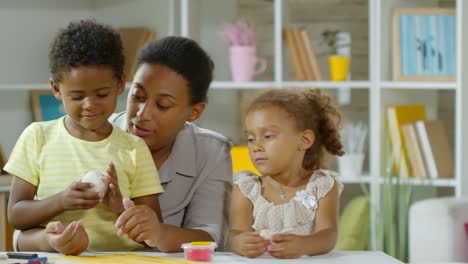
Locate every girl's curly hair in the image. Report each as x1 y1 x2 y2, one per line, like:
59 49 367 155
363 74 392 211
246 88 344 170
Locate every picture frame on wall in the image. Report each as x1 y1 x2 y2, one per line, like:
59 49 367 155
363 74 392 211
31 90 66 121
393 8 456 81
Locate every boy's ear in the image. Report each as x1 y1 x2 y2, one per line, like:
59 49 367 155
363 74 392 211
299 129 315 151
187 102 206 122
50 78 62 100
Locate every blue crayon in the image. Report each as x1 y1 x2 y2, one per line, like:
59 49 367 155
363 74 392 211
28 257 48 263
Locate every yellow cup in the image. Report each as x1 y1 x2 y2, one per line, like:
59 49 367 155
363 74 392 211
329 55 350 81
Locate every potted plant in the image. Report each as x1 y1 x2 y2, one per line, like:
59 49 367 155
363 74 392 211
375 139 413 262
219 19 267 82
321 29 351 81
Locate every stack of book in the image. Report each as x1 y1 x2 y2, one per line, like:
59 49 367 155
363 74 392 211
283 28 322 81
387 104 453 178
118 27 156 81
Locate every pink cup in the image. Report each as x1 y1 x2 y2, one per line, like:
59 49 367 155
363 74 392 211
229 46 267 82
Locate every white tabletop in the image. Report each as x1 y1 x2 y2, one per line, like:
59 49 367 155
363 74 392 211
212 251 403 263
0 251 403 264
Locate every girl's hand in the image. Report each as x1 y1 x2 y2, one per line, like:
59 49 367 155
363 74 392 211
234 231 269 258
268 234 305 259
45 221 89 255
115 198 161 247
102 162 125 215
59 182 101 211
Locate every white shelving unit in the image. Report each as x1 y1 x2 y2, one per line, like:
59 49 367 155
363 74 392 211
380 81 457 90
0 0 467 253
209 81 370 90
380 177 457 187
181 0 467 251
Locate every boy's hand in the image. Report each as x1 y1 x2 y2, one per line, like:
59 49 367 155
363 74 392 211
268 234 305 259
233 231 269 258
59 182 101 211
45 221 89 256
102 161 125 215
115 198 161 247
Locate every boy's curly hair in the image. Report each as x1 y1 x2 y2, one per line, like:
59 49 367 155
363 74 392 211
246 88 345 170
49 19 124 82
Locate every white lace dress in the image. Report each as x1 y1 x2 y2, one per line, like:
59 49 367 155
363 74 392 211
234 169 343 236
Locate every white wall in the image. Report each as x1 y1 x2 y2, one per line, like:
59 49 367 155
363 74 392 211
92 0 171 37
0 0 93 84
0 91 33 156
0 0 94 155
0 0 172 155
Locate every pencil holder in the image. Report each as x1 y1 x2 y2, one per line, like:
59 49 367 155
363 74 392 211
329 55 350 81
338 153 364 178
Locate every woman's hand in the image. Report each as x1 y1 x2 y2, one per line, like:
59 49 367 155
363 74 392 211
59 182 101 211
45 221 89 256
102 162 125 215
232 231 269 258
115 198 162 247
268 233 305 259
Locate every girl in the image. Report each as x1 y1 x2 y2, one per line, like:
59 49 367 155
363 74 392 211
228 88 344 259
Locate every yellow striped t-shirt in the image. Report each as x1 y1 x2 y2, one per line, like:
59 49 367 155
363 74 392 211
4 117 163 251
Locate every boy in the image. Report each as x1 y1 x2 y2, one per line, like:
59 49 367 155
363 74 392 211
5 20 163 255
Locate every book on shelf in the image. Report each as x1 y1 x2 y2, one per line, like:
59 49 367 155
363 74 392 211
119 27 156 81
387 104 426 177
414 120 454 178
401 123 427 178
292 29 314 80
282 28 322 81
299 29 322 81
283 28 305 80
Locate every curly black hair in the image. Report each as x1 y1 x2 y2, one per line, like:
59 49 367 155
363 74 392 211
137 36 214 105
49 19 124 82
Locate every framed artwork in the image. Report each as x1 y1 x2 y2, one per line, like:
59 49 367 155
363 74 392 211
393 8 455 81
31 90 66 121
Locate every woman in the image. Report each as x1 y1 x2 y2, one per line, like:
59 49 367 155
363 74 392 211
111 36 233 252
16 36 233 254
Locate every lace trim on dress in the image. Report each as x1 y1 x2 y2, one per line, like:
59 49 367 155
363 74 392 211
234 169 343 235
234 170 261 203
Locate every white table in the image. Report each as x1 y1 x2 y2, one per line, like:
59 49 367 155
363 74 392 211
0 175 12 251
209 251 403 263
0 176 403 263
0 251 403 263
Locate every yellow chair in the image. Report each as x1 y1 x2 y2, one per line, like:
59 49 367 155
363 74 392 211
231 146 259 174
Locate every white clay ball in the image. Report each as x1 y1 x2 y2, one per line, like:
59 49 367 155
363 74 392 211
259 229 273 239
81 171 108 196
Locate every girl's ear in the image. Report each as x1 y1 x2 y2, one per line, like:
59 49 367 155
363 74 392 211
50 78 62 100
299 129 315 151
187 102 206 122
